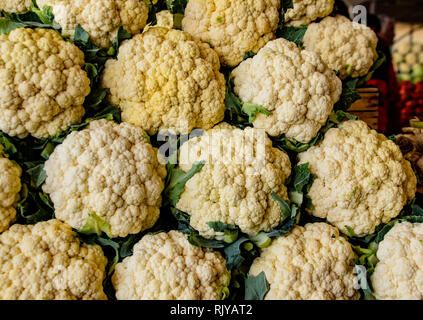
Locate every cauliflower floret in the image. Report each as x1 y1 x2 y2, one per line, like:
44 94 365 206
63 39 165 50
176 123 292 240
371 222 423 300
112 230 230 300
0 28 90 139
36 0 149 48
232 38 342 143
101 26 226 135
182 0 281 67
42 119 167 238
303 15 379 79
156 10 174 29
0 147 21 233
284 0 334 26
298 120 417 236
0 0 32 13
0 219 108 300
249 222 360 300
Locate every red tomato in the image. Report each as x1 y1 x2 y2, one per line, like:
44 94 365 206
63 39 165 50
405 100 417 109
416 107 423 115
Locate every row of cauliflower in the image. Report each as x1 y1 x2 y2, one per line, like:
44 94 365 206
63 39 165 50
0 0 421 300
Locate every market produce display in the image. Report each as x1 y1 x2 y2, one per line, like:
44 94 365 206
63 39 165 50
0 0 421 301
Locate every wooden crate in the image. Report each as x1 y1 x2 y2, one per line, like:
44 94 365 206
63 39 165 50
348 87 380 130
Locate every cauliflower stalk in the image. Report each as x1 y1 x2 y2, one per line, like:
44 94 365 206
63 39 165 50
101 26 226 135
0 145 21 233
112 230 230 300
284 0 335 27
175 123 292 240
42 119 167 238
298 120 417 236
0 28 90 139
370 221 423 300
249 222 359 300
182 0 281 67
0 219 108 300
303 15 379 79
36 0 149 48
232 38 342 143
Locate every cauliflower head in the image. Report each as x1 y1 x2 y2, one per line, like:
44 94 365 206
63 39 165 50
182 0 281 67
284 0 334 27
36 0 149 48
0 0 32 13
0 28 90 139
303 15 379 79
0 219 108 300
176 123 292 240
0 149 21 233
249 222 359 300
371 222 423 300
232 38 342 143
112 230 230 300
101 26 226 135
42 119 167 238
298 120 417 236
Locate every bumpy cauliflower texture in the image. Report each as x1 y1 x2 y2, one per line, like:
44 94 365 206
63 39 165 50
42 119 167 238
0 0 32 13
102 26 226 135
0 219 108 300
0 28 90 139
36 0 149 48
232 38 342 143
182 0 281 67
284 0 334 26
298 120 417 236
112 230 230 300
371 222 423 300
0 147 21 233
303 15 379 79
176 123 292 239
249 223 359 300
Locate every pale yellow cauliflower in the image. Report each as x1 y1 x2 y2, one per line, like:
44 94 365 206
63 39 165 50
298 120 417 236
232 38 342 143
36 0 149 48
0 28 90 139
0 0 32 13
0 147 21 233
371 222 423 300
182 0 281 67
284 0 334 27
101 26 226 135
249 223 360 300
176 123 292 240
42 119 167 238
0 219 108 300
303 15 379 79
112 230 230 300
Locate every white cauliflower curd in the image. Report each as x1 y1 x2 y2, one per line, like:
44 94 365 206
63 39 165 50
298 120 417 236
0 28 90 139
112 230 230 300
42 119 167 238
303 15 379 79
249 223 360 300
232 38 342 143
182 0 281 67
101 26 226 135
284 0 335 27
0 219 108 300
36 0 149 48
175 123 292 240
